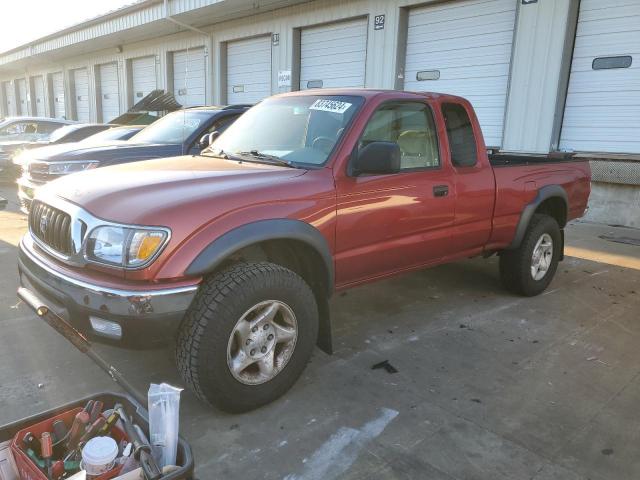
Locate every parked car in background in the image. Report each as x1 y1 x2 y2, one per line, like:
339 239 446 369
16 125 146 212
0 117 76 179
16 90 591 412
45 124 114 145
15 106 248 211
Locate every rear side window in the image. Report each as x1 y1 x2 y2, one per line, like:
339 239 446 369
441 103 477 167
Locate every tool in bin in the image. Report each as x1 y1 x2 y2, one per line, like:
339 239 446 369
89 401 104 423
115 404 162 480
41 432 53 480
22 431 41 456
98 411 121 436
66 410 90 452
52 420 68 444
83 400 94 415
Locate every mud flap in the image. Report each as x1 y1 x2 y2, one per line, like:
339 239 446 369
316 296 333 355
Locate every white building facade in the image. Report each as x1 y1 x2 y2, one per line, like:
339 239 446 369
0 0 638 225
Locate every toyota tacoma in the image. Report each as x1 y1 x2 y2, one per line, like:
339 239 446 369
17 89 591 412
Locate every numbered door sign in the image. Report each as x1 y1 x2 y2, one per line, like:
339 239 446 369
374 15 385 30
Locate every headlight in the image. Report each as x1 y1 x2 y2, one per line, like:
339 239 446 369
48 161 99 175
86 226 169 268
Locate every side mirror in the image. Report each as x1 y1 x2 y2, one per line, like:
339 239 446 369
350 141 401 176
198 131 220 150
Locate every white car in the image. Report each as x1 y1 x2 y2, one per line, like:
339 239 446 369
0 117 76 176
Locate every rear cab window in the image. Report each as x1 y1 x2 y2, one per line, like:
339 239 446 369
441 103 478 167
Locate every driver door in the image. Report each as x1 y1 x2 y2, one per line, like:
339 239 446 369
334 101 455 287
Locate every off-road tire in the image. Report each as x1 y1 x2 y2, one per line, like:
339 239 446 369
176 261 318 412
499 214 561 296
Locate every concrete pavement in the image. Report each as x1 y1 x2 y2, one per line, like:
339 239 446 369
1 184 639 480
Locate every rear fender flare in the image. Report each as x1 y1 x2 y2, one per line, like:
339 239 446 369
508 185 568 250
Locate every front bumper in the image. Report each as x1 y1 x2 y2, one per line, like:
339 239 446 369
17 236 199 346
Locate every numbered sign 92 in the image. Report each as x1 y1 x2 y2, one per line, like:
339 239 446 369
374 15 385 30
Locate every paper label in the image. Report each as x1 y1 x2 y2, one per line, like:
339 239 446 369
309 99 352 114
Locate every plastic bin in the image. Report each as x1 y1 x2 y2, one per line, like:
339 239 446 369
0 392 194 480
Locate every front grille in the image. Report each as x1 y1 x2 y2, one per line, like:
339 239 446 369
29 201 73 255
27 162 51 183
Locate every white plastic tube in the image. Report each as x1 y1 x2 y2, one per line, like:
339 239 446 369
148 383 183 468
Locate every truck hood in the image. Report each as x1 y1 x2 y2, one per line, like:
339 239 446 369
25 142 181 162
40 155 309 226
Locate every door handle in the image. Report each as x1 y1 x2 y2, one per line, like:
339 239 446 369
433 185 449 197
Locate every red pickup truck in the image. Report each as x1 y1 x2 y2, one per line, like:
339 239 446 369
17 89 591 411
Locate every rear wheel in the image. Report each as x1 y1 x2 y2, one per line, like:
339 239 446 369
176 262 318 412
499 214 561 296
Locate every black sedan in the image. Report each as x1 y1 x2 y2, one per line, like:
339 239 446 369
16 105 249 212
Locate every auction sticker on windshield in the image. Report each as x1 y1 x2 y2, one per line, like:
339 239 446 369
310 99 352 114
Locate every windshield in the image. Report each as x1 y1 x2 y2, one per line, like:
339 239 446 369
82 127 141 143
211 95 364 166
128 110 211 144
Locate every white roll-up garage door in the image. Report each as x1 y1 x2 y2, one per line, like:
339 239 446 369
404 0 516 148
33 76 46 117
17 78 28 116
98 63 120 123
3 81 15 116
299 18 368 90
131 56 157 105
172 47 206 107
52 72 65 119
560 0 640 154
227 36 272 104
72 68 90 122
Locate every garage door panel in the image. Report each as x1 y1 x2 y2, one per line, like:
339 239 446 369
560 0 639 153
565 91 640 107
98 63 120 123
17 79 28 115
407 30 514 56
407 16 514 43
579 1 638 21
300 18 367 90
406 47 511 71
173 48 206 107
563 112 640 130
3 82 15 116
73 69 90 123
131 56 157 102
410 0 513 25
33 76 46 117
52 72 65 119
404 0 515 148
572 34 640 55
227 36 271 104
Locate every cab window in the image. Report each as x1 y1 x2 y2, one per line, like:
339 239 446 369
359 102 439 170
441 103 477 167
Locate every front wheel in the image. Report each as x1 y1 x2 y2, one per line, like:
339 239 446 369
176 262 319 412
499 214 561 296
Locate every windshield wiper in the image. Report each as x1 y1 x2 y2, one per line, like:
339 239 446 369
235 150 296 168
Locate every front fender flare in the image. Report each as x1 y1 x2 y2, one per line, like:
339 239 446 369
185 219 334 290
185 219 335 354
508 185 568 249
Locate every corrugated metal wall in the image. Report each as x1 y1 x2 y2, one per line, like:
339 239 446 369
0 0 634 158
